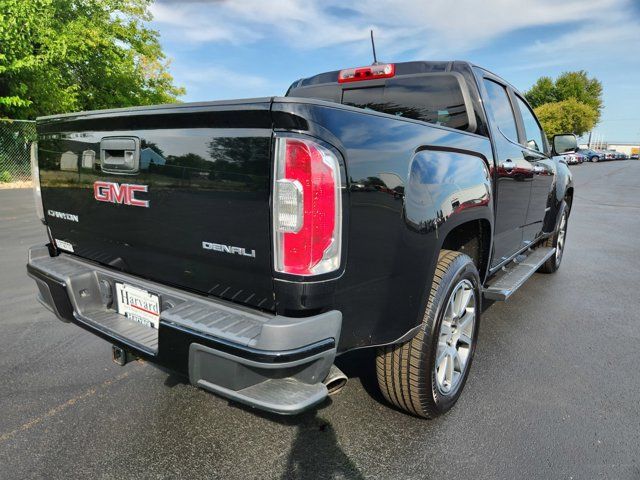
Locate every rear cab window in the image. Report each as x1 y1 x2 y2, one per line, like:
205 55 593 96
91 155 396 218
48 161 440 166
341 75 471 131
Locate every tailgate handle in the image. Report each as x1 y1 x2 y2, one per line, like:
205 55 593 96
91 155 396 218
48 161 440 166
100 136 140 174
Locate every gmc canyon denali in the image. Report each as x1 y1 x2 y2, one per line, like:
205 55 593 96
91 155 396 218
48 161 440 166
27 60 575 418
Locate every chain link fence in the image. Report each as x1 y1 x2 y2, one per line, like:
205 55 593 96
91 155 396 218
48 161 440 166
0 119 36 185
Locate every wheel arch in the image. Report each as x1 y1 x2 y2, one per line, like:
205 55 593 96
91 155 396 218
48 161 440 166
543 159 573 233
565 186 574 212
439 217 492 284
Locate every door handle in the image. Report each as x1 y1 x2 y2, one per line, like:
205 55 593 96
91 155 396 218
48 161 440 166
501 159 515 172
100 136 140 174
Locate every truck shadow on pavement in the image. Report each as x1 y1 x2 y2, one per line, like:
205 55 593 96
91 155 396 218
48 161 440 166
161 369 365 479
258 349 384 479
158 344 407 479
223 384 367 479
276 413 365 480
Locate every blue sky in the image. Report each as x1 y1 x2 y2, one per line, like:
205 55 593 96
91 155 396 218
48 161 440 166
150 0 640 142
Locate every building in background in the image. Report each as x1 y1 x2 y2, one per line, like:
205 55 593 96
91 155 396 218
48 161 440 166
579 140 640 156
606 142 640 156
140 147 166 169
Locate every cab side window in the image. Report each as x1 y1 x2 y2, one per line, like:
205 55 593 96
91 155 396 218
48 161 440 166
482 79 518 142
516 96 546 153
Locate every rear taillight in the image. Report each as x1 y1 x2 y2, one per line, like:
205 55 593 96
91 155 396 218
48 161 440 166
30 141 44 222
338 63 395 83
273 137 342 276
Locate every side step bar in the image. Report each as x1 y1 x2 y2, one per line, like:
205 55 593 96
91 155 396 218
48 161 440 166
483 247 556 301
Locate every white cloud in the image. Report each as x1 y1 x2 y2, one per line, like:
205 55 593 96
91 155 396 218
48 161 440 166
525 17 640 58
171 65 276 100
502 59 568 73
151 2 262 44
180 66 269 89
151 0 634 59
152 0 640 103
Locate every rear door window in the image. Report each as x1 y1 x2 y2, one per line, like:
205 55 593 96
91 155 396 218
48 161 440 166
482 79 518 142
341 75 471 131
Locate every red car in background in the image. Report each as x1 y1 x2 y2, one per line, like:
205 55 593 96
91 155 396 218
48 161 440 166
561 152 585 165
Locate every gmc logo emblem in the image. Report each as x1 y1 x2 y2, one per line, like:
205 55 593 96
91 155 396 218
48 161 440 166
94 181 149 208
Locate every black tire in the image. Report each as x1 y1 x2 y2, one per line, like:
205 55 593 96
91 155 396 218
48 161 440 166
538 204 569 273
376 250 481 418
592 156 599 162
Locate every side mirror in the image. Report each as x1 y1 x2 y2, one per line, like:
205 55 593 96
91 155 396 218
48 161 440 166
552 134 578 155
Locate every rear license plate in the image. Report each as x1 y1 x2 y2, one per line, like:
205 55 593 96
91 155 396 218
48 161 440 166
115 283 160 329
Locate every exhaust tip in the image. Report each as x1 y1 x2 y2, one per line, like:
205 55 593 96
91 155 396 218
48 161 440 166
323 365 348 396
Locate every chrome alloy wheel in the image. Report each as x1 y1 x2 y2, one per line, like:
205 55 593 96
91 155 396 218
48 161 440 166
435 279 476 395
555 211 567 267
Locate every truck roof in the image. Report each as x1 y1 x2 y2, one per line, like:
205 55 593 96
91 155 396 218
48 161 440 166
286 60 493 137
287 60 520 97
287 61 465 91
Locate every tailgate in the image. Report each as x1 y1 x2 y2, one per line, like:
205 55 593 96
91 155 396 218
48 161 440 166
37 99 276 311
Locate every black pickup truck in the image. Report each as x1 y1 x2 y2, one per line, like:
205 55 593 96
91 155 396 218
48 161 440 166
27 60 575 418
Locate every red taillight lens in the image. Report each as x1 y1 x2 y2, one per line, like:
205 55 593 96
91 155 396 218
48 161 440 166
273 137 341 276
338 63 395 83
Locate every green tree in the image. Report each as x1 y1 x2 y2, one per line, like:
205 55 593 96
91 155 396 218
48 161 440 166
534 98 598 137
524 76 556 108
554 71 603 115
525 70 603 136
526 71 602 110
0 0 184 119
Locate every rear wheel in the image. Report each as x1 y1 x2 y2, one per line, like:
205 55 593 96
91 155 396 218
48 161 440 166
592 156 599 162
376 250 480 418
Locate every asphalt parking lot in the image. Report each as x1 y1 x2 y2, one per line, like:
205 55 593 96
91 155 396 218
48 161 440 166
1 161 639 479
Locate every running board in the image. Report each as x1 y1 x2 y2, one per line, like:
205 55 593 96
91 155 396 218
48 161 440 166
483 247 556 301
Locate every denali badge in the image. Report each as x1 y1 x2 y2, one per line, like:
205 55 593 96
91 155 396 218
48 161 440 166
202 241 256 258
94 181 149 208
47 210 79 222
